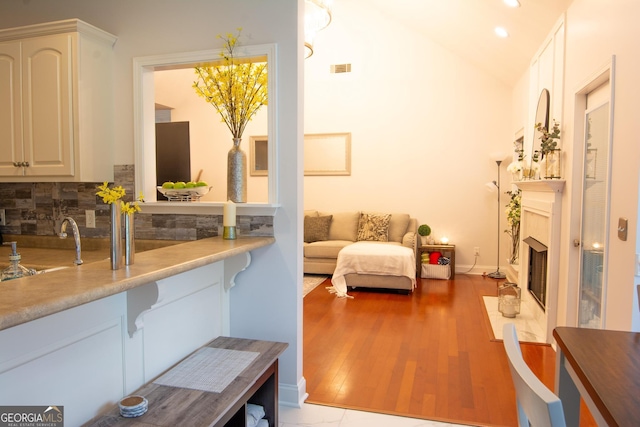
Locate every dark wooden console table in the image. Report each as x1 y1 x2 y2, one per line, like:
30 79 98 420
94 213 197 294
554 327 640 426
86 337 288 427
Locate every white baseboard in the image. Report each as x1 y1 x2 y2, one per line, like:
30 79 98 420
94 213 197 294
279 376 308 408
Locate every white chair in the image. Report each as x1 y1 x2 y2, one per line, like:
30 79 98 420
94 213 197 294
502 323 566 427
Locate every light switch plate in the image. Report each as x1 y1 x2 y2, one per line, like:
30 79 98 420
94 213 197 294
0 209 5 226
86 210 96 228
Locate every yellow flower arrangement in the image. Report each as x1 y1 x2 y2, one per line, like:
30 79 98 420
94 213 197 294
121 194 144 215
96 182 125 204
96 182 143 215
192 28 268 139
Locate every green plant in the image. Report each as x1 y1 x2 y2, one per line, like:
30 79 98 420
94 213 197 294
504 189 521 264
418 224 432 237
535 119 561 157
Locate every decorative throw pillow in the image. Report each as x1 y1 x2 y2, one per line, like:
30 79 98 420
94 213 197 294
429 251 442 264
357 212 391 242
304 215 332 243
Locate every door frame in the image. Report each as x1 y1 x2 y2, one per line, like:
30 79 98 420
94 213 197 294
566 56 616 327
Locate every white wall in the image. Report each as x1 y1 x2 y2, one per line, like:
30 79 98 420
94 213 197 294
303 1 514 272
558 0 640 331
508 1 640 331
0 0 306 406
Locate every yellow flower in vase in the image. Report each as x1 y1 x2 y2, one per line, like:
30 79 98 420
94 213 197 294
97 183 144 214
96 181 125 204
122 192 145 215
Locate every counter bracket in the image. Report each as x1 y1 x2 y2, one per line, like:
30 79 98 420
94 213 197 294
126 281 159 338
224 252 251 291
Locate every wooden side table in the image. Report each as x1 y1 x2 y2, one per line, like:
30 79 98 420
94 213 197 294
417 244 456 277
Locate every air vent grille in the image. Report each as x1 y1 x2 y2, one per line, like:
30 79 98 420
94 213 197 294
330 63 352 73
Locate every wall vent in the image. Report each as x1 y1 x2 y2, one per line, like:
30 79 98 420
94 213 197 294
330 63 352 73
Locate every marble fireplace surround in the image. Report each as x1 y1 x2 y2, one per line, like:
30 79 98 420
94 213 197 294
515 180 565 343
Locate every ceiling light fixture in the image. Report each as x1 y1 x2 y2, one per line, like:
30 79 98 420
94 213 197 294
494 27 509 38
503 0 521 7
305 0 332 58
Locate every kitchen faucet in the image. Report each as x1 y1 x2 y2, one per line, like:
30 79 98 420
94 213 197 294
59 217 83 265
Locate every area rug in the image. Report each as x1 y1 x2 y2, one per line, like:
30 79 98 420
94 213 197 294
303 275 328 297
482 296 545 343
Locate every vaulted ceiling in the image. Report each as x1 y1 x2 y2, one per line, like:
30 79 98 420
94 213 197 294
350 0 573 87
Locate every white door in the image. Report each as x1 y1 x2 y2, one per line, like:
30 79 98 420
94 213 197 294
577 82 612 329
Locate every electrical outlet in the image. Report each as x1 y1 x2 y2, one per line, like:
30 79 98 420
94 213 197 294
0 209 5 226
474 246 480 256
86 209 96 228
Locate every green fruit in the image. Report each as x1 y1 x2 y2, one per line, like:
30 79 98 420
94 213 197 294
196 181 208 187
185 181 196 188
174 181 186 189
162 182 174 189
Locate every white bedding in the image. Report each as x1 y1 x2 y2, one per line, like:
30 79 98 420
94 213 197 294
330 242 416 297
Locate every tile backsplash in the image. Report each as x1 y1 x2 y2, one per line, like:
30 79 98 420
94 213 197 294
0 165 273 241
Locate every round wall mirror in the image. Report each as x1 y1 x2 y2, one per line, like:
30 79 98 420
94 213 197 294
531 88 550 162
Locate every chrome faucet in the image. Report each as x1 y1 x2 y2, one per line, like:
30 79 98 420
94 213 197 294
59 217 83 265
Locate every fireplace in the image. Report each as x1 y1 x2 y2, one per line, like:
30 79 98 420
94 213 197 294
516 180 564 343
524 236 548 310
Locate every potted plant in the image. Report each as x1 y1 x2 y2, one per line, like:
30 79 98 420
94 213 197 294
535 120 562 179
418 224 432 246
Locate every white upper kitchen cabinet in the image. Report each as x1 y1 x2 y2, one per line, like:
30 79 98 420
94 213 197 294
0 19 116 182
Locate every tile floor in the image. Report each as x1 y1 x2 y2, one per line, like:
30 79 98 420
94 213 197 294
482 291 546 343
279 403 468 427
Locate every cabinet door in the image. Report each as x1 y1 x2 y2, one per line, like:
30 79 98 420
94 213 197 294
21 34 73 176
0 42 24 176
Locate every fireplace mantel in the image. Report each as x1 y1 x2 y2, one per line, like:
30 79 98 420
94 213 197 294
515 180 565 193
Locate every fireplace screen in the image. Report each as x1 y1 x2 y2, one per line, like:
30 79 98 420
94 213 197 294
524 237 548 310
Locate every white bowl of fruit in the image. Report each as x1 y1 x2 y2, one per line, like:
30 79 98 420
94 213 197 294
157 181 211 201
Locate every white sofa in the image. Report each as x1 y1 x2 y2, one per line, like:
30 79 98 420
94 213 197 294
303 210 418 293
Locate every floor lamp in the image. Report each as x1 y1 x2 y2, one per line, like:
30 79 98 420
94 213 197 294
488 159 506 279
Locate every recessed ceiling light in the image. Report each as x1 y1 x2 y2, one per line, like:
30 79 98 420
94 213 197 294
495 27 509 38
503 0 521 7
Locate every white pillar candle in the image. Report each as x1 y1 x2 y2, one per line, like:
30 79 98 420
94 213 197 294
223 200 236 226
502 295 516 316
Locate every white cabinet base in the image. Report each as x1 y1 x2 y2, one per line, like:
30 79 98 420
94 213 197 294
0 260 236 425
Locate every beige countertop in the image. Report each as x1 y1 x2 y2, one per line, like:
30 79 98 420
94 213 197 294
0 236 275 331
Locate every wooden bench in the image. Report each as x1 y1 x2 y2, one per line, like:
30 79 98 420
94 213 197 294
86 337 288 427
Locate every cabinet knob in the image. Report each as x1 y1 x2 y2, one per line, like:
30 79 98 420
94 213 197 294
14 162 20 167
22 161 29 167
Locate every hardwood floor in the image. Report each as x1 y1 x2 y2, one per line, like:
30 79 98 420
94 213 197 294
303 274 597 427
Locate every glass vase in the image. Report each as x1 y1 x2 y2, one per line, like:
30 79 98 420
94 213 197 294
124 213 135 265
110 203 123 270
543 149 561 179
227 137 247 203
